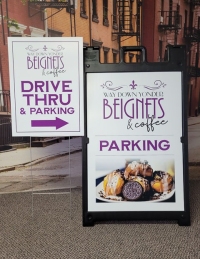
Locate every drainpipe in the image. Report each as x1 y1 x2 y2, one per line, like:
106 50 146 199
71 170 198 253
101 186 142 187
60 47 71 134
89 0 92 45
0 1 5 45
5 0 9 37
44 9 48 37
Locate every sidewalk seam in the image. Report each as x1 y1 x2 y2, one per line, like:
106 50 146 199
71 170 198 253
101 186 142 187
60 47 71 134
0 149 82 173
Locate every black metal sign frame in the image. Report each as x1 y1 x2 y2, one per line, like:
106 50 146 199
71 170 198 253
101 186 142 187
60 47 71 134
82 45 190 227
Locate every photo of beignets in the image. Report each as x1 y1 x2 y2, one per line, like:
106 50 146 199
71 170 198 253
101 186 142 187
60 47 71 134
124 160 153 179
151 171 173 193
103 170 124 196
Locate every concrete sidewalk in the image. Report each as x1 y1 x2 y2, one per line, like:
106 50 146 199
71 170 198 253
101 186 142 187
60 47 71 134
188 117 200 164
0 137 82 173
188 116 200 126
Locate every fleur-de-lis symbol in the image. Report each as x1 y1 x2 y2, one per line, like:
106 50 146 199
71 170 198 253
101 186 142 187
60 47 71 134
43 45 48 51
129 80 137 90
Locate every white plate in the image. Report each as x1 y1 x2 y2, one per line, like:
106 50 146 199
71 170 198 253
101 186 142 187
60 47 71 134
96 181 175 203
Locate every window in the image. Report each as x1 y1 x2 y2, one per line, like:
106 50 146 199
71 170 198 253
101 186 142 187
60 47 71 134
103 47 110 63
92 0 98 22
169 0 173 25
113 52 117 63
92 39 103 47
103 0 109 26
104 51 108 63
175 4 181 28
67 0 75 14
129 0 134 31
198 17 200 29
161 0 164 17
136 53 141 63
185 10 188 28
169 0 173 11
48 29 63 37
80 0 88 18
129 54 134 63
159 40 163 61
113 0 118 29
112 48 118 63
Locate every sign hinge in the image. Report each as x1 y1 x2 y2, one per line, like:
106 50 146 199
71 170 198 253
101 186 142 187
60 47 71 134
86 137 89 144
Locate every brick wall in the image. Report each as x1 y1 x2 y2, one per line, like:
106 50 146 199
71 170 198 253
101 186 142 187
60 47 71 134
0 0 44 93
46 1 90 43
142 0 190 62
47 1 140 64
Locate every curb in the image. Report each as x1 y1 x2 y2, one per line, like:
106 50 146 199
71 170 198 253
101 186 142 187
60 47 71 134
0 148 17 154
188 122 200 127
188 122 200 126
0 149 82 173
188 162 200 166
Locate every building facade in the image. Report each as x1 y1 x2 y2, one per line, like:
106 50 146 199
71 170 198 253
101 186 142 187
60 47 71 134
0 0 45 145
142 0 200 116
3 0 200 146
29 0 142 63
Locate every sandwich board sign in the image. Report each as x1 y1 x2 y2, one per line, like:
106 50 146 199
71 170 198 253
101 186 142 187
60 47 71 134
8 37 84 137
82 45 190 226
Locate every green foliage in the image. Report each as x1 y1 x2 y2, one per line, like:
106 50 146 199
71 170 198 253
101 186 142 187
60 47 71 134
4 16 19 29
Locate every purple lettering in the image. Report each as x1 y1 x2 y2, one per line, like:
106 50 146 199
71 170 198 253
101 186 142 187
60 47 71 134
33 56 38 69
121 140 131 151
62 81 72 92
100 140 109 151
23 94 34 105
124 98 135 119
158 98 165 118
40 56 46 69
48 94 58 105
147 140 157 150
27 57 33 69
131 140 141 150
99 139 170 151
27 56 65 70
30 108 36 114
51 81 60 92
103 99 112 119
35 94 47 105
136 98 144 119
158 140 170 151
113 99 121 119
145 98 153 119
60 56 64 69
35 81 45 92
21 81 33 92
108 141 120 151
60 94 71 105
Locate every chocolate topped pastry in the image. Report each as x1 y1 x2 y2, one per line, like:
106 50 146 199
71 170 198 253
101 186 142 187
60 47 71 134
103 170 124 196
128 175 150 192
122 181 143 201
151 171 173 193
124 160 153 179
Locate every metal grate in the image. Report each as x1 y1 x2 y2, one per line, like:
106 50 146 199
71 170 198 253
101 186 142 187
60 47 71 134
0 90 10 113
0 117 28 146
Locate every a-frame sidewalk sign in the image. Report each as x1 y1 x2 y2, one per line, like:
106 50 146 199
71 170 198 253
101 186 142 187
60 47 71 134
82 45 190 227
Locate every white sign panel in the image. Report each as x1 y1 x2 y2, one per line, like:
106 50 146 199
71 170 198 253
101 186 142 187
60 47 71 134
87 72 184 212
8 37 84 136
